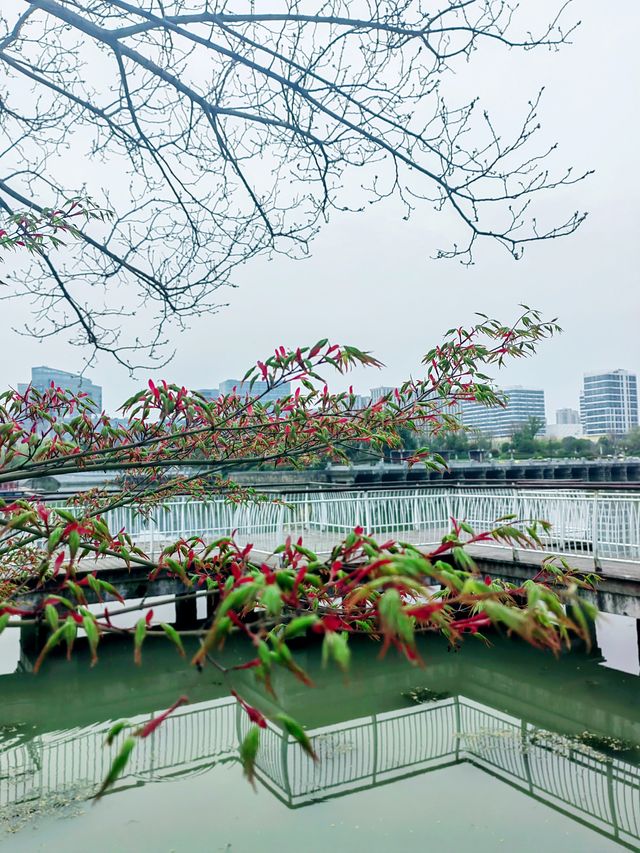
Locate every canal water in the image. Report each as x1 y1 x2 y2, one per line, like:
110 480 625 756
0 613 638 852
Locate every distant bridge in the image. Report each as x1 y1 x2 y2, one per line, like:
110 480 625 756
26 457 640 496
325 458 640 486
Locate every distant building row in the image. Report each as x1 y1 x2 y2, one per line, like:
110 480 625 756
14 367 640 440
199 383 395 408
457 370 639 439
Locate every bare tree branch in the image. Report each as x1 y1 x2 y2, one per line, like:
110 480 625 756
0 1 589 365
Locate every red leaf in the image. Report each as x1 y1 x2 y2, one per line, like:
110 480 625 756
135 696 189 739
231 690 267 728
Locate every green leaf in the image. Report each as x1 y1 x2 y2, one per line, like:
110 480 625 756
160 623 185 657
68 530 80 560
87 574 102 599
98 579 125 604
55 508 76 523
524 579 542 609
284 615 319 639
63 616 77 660
95 736 137 799
83 614 100 666
275 713 317 761
275 570 295 591
105 720 130 746
47 526 64 554
322 631 351 673
259 584 282 618
44 603 59 631
240 725 261 788
134 618 146 665
0 613 10 635
378 588 402 630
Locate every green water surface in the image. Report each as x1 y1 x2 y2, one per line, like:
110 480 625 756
0 621 638 852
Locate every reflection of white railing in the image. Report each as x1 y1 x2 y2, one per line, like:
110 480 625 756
0 698 238 815
85 488 640 564
1 696 638 848
252 696 640 853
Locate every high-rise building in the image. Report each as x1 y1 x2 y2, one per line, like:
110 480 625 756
18 366 103 411
353 394 371 409
370 386 394 404
556 408 580 425
195 388 219 401
458 386 546 438
580 370 639 436
219 379 291 404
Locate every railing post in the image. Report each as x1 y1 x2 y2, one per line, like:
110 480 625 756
149 513 155 560
512 486 519 562
445 488 453 535
371 714 379 784
592 491 600 570
280 727 292 805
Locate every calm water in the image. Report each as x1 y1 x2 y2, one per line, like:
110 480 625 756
0 613 638 852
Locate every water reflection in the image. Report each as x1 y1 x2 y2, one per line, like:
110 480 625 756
597 614 640 675
0 633 638 850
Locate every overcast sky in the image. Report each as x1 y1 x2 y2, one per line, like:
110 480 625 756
1 0 638 420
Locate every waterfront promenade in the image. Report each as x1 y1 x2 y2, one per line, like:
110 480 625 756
14 485 639 621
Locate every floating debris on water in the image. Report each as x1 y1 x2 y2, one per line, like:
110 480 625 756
403 687 451 704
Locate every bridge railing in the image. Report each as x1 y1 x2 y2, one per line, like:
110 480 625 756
74 487 640 564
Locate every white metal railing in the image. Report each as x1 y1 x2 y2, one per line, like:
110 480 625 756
55 488 640 565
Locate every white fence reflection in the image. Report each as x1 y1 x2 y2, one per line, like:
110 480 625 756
88 488 640 564
1 696 638 848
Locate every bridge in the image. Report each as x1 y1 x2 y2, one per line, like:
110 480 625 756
27 457 640 495
324 458 640 485
13 486 639 629
0 637 638 849
81 486 640 570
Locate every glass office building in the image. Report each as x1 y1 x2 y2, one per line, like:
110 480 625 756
18 366 103 411
458 386 546 438
370 386 394 404
556 408 580 425
218 379 291 404
580 370 638 436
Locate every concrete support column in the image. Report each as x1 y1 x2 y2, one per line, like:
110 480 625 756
19 622 48 658
206 591 218 622
567 604 599 653
174 592 198 630
611 465 628 482
486 469 506 482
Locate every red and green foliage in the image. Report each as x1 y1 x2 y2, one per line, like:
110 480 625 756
0 307 600 796
0 197 112 255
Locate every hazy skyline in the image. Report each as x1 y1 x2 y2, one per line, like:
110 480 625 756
1 0 638 418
